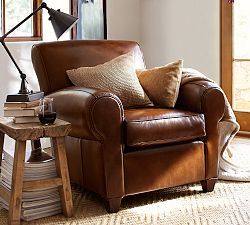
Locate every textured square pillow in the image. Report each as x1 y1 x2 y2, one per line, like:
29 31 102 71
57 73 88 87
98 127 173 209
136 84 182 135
66 52 151 108
136 59 183 108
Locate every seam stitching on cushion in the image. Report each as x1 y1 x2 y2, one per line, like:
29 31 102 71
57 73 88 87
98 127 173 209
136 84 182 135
128 134 206 147
127 114 203 123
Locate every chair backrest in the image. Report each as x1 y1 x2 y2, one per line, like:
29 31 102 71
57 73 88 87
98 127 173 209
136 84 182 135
31 40 145 95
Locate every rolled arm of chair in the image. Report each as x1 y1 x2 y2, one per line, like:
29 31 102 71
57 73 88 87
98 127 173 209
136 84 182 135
177 81 225 119
48 86 125 198
177 80 225 179
47 86 124 140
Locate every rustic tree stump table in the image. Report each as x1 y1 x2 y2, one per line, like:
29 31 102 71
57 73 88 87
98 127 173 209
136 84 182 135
0 117 73 225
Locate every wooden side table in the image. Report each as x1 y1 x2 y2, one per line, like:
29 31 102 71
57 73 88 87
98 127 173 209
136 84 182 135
0 117 73 225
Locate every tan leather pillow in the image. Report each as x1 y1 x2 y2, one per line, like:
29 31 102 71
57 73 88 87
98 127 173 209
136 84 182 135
66 52 151 108
136 60 183 108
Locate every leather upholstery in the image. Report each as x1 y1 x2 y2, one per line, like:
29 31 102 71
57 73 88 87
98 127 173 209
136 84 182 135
124 108 205 147
31 40 225 212
177 81 225 178
65 136 84 186
124 141 205 195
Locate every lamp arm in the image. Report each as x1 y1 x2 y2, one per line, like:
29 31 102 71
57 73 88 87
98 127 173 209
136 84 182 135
1 2 48 39
0 39 28 94
0 40 24 76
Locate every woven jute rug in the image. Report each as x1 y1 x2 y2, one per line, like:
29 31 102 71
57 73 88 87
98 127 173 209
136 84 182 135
0 181 250 225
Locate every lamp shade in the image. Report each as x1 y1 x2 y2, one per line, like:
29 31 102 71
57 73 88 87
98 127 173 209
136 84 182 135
48 8 79 39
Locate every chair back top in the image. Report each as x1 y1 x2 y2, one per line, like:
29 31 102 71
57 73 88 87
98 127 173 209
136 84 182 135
32 40 145 95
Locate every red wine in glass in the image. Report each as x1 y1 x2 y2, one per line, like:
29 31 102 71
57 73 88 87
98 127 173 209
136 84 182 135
38 98 56 125
38 111 57 125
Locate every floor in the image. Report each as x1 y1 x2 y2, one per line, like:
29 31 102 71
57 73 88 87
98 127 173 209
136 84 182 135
232 135 250 146
227 135 250 168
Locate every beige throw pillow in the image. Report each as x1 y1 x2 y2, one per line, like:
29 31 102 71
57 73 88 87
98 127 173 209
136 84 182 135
136 60 183 108
67 52 151 108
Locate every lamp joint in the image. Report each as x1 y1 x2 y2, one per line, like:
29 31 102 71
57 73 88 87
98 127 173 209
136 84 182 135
20 73 26 80
41 2 48 9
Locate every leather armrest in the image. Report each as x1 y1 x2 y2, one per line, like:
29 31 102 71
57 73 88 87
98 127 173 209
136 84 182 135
47 86 124 140
48 86 125 199
177 80 226 178
177 81 225 123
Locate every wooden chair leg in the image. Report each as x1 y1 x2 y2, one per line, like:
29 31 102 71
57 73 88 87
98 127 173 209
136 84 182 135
107 197 122 213
201 178 217 193
8 141 26 225
52 137 73 218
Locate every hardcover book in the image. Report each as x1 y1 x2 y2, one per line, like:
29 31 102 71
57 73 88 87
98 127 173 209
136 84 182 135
4 100 40 108
3 106 40 117
14 116 40 124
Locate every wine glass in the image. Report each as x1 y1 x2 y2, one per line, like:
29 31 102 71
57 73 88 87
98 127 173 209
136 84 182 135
38 97 57 125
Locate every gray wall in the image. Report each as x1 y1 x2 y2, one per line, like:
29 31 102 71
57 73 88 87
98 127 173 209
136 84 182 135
107 0 220 83
107 0 141 42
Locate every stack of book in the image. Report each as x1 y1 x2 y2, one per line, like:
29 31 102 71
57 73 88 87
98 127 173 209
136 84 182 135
3 100 40 124
0 148 62 221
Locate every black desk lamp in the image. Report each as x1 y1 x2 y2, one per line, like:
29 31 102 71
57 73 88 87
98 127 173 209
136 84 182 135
0 2 78 102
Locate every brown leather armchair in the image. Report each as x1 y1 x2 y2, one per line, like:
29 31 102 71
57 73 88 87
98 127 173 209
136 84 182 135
31 40 225 212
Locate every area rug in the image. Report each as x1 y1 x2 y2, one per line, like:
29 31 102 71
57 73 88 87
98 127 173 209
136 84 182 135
0 181 249 225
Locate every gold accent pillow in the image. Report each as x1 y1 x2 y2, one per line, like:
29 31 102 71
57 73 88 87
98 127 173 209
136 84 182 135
136 60 183 108
66 52 151 108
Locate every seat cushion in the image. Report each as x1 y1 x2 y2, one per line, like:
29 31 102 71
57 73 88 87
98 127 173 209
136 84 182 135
124 108 206 147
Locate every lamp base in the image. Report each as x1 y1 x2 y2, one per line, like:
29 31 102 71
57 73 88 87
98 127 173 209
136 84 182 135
6 91 44 102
